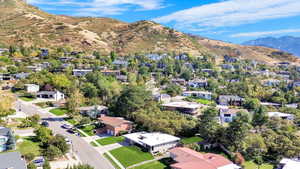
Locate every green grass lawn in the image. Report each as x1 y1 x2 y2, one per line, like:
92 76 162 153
110 146 154 168
104 153 122 169
194 98 214 105
79 124 96 136
17 137 41 156
19 96 35 102
244 161 274 169
96 136 125 146
64 117 78 125
49 108 68 116
35 102 51 108
132 161 168 169
181 136 203 145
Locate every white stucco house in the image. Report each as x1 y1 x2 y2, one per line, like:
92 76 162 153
36 90 65 101
24 84 40 93
124 132 180 155
267 112 294 121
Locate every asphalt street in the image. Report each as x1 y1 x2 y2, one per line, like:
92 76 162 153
15 100 115 169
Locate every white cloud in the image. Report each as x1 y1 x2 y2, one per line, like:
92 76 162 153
28 0 166 16
154 0 300 31
230 28 300 37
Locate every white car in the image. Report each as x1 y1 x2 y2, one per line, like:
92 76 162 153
65 138 72 145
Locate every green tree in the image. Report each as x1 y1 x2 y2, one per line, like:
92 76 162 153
252 106 268 127
49 134 70 155
165 84 182 97
44 145 62 160
198 108 222 143
225 111 251 151
66 88 84 116
113 85 151 117
43 160 51 169
34 127 53 145
27 163 37 169
67 164 94 169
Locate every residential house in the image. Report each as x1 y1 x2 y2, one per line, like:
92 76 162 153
14 72 30 80
0 73 13 81
78 105 108 118
263 79 281 87
112 60 128 67
267 112 294 121
59 57 73 62
162 101 202 115
98 115 133 136
260 102 282 108
224 55 238 63
0 48 9 54
26 65 42 72
36 90 65 101
146 53 164 61
221 64 235 70
116 75 128 82
293 81 300 88
188 79 208 88
277 62 290 69
0 127 14 152
182 91 212 100
154 94 171 103
175 54 188 60
218 95 244 106
124 132 180 155
24 84 40 93
278 158 300 169
0 152 27 169
40 48 49 57
101 69 121 76
219 108 247 123
170 147 240 169
72 69 93 77
172 78 186 86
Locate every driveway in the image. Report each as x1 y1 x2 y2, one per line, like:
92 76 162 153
15 99 115 169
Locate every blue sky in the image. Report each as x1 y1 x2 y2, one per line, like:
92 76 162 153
27 0 300 43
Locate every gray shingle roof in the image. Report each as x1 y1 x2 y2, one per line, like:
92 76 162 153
0 152 27 169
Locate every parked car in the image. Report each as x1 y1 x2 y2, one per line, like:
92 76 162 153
65 138 72 145
61 124 72 129
33 157 45 167
41 121 49 127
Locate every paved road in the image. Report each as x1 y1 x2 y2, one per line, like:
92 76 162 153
15 100 115 169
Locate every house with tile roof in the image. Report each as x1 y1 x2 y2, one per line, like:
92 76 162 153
170 147 240 169
98 115 133 136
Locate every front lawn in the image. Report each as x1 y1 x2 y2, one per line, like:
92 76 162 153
17 137 41 156
64 117 78 125
79 124 96 136
20 96 35 102
132 161 168 169
49 108 68 116
181 136 203 145
104 153 122 169
110 146 154 168
244 161 274 169
96 136 125 146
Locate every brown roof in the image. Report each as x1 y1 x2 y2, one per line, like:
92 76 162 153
170 147 233 169
99 115 132 127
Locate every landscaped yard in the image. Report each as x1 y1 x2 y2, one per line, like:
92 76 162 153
64 117 78 125
20 96 35 102
49 108 68 116
244 161 274 169
194 98 214 105
104 153 121 169
180 136 203 145
110 146 154 168
35 102 52 108
132 161 168 169
17 137 40 156
79 124 96 136
96 136 125 146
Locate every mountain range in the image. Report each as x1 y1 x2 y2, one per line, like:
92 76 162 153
0 0 298 64
243 36 300 57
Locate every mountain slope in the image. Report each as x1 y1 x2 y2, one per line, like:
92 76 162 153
0 0 298 64
243 36 300 57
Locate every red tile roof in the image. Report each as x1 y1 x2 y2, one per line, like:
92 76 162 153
99 115 132 127
170 147 233 169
